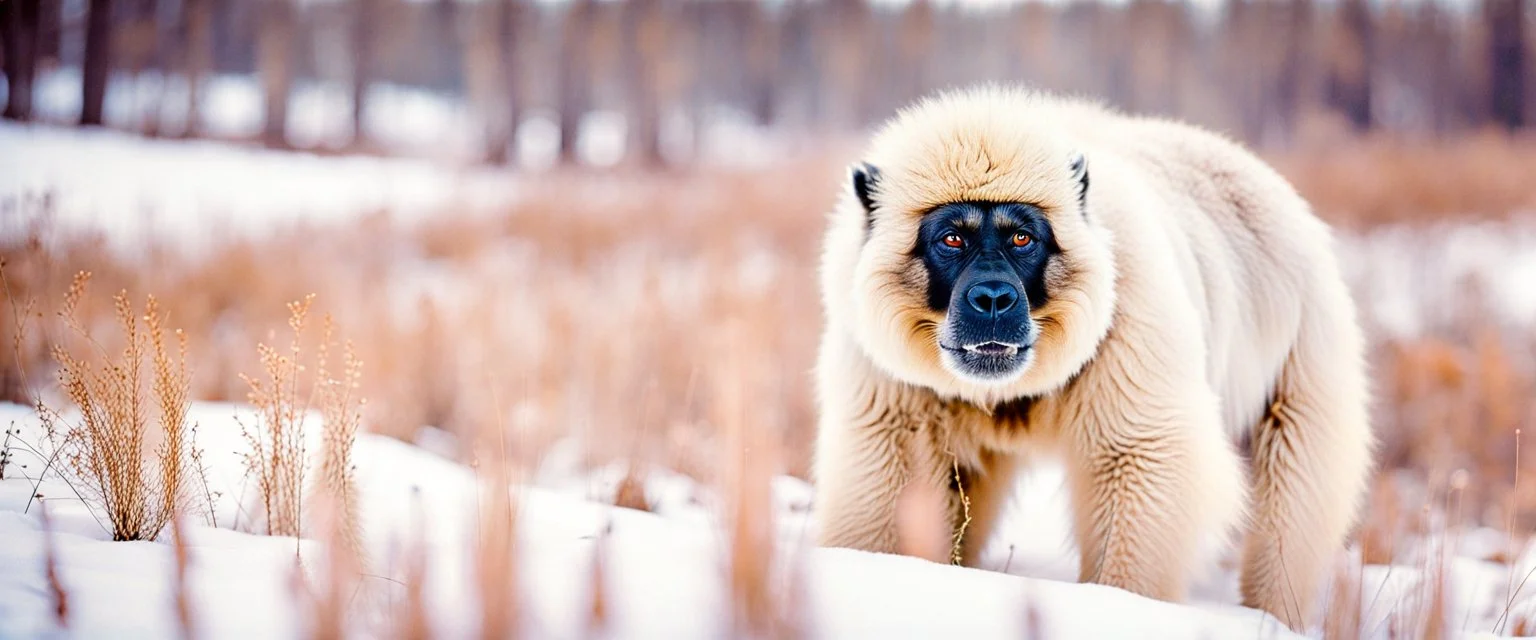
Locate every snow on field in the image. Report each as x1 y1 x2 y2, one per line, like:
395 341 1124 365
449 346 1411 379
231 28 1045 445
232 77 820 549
1 402 1532 639
13 67 791 168
0 122 523 253
1342 217 1536 337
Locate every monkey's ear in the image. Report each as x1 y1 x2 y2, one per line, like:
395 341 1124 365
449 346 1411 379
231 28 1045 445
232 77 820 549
851 162 881 218
1069 152 1089 215
1069 153 1089 211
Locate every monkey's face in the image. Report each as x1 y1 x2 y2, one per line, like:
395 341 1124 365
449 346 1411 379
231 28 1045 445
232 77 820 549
917 202 1054 384
822 89 1118 403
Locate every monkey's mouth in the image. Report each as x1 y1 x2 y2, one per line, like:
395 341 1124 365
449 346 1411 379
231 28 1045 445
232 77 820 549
964 341 1020 357
940 341 1025 358
939 340 1033 383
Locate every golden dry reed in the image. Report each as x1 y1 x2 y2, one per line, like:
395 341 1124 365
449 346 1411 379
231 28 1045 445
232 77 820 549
38 271 206 541
239 295 316 538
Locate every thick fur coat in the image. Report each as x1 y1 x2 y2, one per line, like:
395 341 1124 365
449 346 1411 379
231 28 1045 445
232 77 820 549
812 87 1374 630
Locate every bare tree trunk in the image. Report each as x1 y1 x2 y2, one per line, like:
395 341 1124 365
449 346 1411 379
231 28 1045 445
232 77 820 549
139 0 168 135
350 0 378 148
557 0 593 165
2 0 42 121
1424 3 1458 134
622 0 664 167
433 0 460 94
500 0 522 165
37 0 60 61
745 0 779 127
1486 0 1527 130
683 0 707 158
80 0 113 126
1331 0 1374 132
1273 0 1313 144
258 0 294 149
824 0 870 129
897 0 927 109
479 0 523 166
462 0 511 164
181 0 213 137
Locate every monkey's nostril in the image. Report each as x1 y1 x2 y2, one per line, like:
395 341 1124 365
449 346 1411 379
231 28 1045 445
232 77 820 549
994 290 1017 313
965 281 1020 316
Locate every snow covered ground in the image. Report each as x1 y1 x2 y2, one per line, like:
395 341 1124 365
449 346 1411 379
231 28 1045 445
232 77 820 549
1343 217 1536 337
0 121 520 253
1 401 1532 639
5 88 1536 639
9 68 792 167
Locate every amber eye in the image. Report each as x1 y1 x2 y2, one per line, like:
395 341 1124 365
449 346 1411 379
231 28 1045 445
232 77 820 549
941 233 965 249
1012 232 1033 248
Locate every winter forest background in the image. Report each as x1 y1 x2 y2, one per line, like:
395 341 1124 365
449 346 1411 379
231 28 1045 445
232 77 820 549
2 0 1532 163
6 1 1536 639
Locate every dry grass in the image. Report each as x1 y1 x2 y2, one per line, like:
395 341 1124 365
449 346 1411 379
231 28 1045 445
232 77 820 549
895 478 951 565
585 523 610 638
1272 130 1536 228
395 495 433 640
238 296 315 538
171 510 196 640
238 295 367 543
475 463 520 640
717 322 792 638
305 318 370 640
36 271 208 541
307 498 366 640
312 316 367 566
1322 552 1362 640
39 501 70 629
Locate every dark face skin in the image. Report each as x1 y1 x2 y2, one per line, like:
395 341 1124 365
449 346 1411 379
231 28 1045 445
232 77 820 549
915 202 1056 381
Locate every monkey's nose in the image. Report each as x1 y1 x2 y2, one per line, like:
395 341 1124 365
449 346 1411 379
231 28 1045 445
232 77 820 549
965 281 1019 316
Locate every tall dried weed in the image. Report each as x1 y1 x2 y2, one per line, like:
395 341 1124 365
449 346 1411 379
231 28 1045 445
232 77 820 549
238 295 315 537
38 271 207 541
239 294 367 551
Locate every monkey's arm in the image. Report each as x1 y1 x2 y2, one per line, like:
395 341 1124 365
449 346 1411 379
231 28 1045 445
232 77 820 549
1052 313 1248 602
811 331 939 554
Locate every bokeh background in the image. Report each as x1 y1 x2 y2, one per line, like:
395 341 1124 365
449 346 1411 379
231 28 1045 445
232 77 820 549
4 0 1536 562
3 1 1535 162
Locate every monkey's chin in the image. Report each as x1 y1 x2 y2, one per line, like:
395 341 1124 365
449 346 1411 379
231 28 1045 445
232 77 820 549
939 342 1034 386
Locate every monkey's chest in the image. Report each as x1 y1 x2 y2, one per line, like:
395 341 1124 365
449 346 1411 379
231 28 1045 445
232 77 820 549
943 396 1041 452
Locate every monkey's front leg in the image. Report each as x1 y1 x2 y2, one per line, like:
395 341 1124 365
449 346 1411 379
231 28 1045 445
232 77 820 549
1056 347 1247 602
813 358 965 554
812 410 914 554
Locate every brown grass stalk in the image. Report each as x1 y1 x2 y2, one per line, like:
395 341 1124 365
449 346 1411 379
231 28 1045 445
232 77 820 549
585 521 609 639
476 430 521 640
313 315 367 566
308 495 365 640
171 509 195 640
894 477 950 565
717 322 789 638
39 501 70 629
396 493 432 640
1323 552 1363 640
239 295 316 538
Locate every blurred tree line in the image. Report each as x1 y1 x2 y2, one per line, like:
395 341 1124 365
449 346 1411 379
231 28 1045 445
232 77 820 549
0 0 1531 167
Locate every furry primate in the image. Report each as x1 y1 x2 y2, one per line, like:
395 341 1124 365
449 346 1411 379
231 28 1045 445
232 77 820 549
812 87 1373 630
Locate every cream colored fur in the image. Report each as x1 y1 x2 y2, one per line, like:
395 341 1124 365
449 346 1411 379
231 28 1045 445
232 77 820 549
812 86 1374 630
